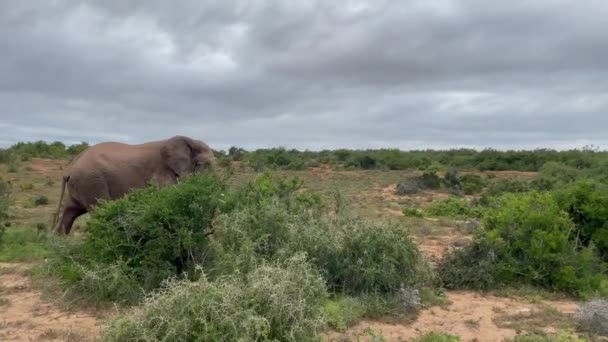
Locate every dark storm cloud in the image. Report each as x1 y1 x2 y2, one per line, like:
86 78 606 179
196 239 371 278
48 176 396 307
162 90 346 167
1 0 607 150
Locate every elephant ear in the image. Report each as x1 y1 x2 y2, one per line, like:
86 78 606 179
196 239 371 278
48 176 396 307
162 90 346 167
160 136 194 178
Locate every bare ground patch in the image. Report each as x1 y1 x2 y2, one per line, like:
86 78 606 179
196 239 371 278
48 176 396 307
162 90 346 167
324 291 579 342
0 263 100 342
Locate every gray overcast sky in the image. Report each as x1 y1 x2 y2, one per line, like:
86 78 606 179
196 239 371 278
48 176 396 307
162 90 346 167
1 0 608 151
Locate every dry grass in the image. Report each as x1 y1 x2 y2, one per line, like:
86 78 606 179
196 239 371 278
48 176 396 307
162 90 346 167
493 304 574 335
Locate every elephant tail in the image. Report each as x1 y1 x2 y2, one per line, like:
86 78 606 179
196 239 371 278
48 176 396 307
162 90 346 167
51 175 69 232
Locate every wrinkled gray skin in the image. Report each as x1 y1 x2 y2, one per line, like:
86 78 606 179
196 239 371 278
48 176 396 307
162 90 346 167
52 135 215 235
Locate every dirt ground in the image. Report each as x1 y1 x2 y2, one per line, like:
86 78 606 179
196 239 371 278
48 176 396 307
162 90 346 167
0 262 579 342
325 291 578 342
0 263 99 342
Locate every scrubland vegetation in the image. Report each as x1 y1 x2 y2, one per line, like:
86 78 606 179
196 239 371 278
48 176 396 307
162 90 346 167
1 141 608 341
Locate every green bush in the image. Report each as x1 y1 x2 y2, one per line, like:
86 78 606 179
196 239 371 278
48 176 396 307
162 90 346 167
101 254 328 342
419 170 442 190
210 197 430 295
437 238 506 291
485 178 531 196
439 192 608 298
411 331 461 342
7 159 18 173
443 168 463 196
403 208 424 218
228 146 246 161
531 162 581 191
316 216 428 294
322 296 367 331
48 174 233 304
243 148 310 171
19 183 34 191
424 197 480 219
461 174 486 195
553 181 608 262
32 195 49 206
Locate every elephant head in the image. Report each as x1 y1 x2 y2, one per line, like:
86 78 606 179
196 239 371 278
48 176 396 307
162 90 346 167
160 135 215 180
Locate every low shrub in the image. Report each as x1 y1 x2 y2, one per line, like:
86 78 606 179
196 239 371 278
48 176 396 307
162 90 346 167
395 180 421 195
210 198 431 295
100 255 329 342
443 168 463 196
486 178 530 196
32 195 49 206
419 170 441 190
461 174 486 195
575 298 608 337
322 296 367 331
437 238 504 290
411 331 461 342
530 162 581 191
292 215 430 294
7 160 18 173
438 192 608 298
424 197 480 219
403 207 424 218
19 183 34 191
506 333 587 342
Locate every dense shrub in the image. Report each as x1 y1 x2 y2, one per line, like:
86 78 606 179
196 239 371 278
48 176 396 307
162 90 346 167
460 174 486 195
442 168 463 196
228 146 246 161
48 174 233 304
355 155 377 169
310 216 429 294
243 148 309 171
419 170 442 190
101 254 328 342
424 197 481 219
439 192 608 298
403 208 424 218
530 162 581 191
437 238 504 290
485 178 531 196
210 197 430 295
553 181 608 262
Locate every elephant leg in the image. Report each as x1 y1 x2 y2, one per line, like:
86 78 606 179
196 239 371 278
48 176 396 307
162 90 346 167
57 200 87 235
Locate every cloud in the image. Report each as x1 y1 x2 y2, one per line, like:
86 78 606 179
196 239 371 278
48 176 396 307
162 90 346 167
1 0 607 150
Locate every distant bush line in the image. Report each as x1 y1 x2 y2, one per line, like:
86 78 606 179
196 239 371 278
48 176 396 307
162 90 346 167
223 146 608 172
0 141 89 163
2 141 607 173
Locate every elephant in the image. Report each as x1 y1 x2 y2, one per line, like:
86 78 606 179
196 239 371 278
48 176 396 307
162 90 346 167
52 135 215 235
